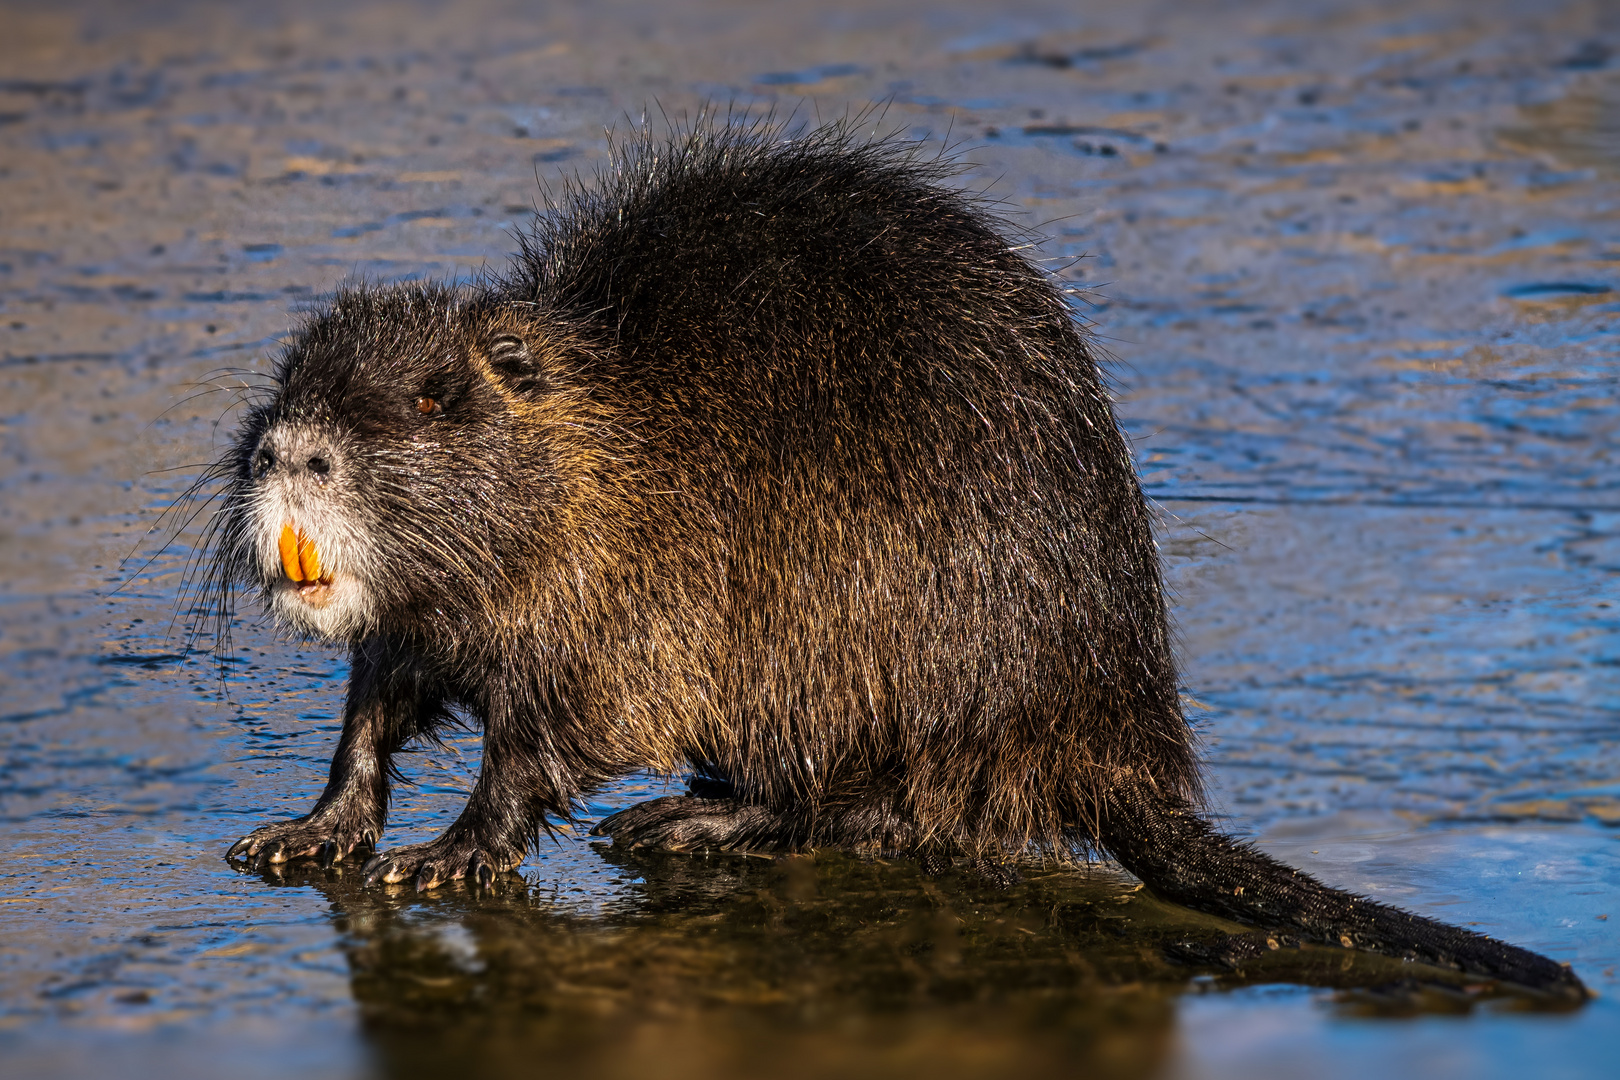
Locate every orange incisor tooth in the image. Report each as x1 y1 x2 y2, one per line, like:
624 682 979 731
278 524 323 583
298 531 322 582
278 524 302 581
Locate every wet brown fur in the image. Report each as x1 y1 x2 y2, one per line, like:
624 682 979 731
207 116 1583 996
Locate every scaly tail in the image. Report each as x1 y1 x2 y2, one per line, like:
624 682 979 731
1098 776 1587 997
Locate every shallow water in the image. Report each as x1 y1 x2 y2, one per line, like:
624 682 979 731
1 0 1617 1076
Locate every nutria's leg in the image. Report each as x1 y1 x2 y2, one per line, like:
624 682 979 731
359 684 557 890
228 637 445 868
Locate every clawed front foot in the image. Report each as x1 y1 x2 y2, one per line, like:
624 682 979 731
360 834 518 891
226 813 381 869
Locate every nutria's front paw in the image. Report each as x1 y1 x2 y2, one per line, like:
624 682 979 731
226 814 381 868
360 835 516 891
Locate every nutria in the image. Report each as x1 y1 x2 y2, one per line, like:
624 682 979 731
205 117 1584 996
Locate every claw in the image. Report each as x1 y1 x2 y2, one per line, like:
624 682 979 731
227 837 253 860
262 839 288 865
471 854 496 890
414 863 443 891
318 840 341 868
360 853 394 887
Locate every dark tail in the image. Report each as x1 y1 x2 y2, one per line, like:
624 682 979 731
1098 776 1588 998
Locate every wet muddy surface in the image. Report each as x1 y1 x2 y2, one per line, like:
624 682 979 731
1 0 1617 1076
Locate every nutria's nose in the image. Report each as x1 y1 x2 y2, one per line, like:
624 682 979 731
255 428 338 483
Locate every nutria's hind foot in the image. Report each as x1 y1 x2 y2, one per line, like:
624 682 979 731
226 812 381 870
360 834 516 891
591 796 798 853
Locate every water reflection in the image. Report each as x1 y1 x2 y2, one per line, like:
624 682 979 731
234 845 1564 1079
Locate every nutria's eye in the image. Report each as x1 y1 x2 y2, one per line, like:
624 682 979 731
415 396 441 417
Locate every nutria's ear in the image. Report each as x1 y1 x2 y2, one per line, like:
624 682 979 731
486 333 548 394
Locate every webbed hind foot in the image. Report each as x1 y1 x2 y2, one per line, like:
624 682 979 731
591 796 798 853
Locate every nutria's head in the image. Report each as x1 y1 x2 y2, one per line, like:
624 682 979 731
213 282 563 642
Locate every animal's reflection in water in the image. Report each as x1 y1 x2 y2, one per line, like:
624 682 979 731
244 848 1541 1080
